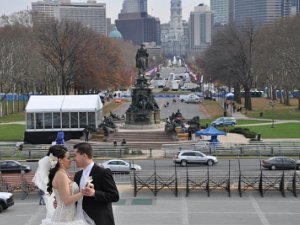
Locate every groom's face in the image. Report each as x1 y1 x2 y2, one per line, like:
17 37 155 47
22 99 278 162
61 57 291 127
73 148 85 168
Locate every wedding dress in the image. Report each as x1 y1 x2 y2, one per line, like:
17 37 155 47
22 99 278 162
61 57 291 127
40 182 94 225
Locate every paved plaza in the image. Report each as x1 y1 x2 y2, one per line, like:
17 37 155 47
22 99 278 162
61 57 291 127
3 185 300 225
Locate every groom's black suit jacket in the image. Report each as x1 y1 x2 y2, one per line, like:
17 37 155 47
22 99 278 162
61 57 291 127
74 164 119 225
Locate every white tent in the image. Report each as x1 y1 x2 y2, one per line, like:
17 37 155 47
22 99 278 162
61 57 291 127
25 95 103 131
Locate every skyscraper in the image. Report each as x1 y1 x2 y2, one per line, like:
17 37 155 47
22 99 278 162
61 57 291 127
115 0 160 45
189 4 212 56
121 0 147 13
32 0 59 26
32 0 107 35
210 0 234 25
234 0 293 26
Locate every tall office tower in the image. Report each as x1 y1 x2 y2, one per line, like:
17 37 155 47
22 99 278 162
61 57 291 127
121 0 147 13
189 4 212 56
32 0 107 35
234 0 293 26
291 0 300 14
32 0 59 26
56 1 106 35
210 0 234 25
115 0 160 45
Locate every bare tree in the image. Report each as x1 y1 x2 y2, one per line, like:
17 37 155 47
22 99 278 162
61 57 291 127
36 20 98 94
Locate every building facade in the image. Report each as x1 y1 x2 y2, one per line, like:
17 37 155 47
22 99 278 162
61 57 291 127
32 0 107 35
189 4 212 57
161 0 188 58
32 0 59 26
121 0 147 13
234 0 293 26
115 0 160 45
210 0 234 25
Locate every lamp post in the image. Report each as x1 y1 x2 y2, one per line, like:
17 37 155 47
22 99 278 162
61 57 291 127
269 100 275 128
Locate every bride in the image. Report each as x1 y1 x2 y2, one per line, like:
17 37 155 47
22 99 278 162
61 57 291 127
34 145 94 225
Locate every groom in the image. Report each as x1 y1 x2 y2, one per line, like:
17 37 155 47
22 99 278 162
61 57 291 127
73 143 119 225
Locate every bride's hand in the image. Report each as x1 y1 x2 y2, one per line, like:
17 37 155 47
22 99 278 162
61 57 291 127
82 185 95 197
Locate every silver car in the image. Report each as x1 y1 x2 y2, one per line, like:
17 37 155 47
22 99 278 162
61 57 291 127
211 117 236 127
99 159 142 173
173 150 218 167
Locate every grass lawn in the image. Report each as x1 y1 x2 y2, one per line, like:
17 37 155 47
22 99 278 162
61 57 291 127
201 100 223 119
236 123 300 138
0 124 25 141
242 98 300 120
0 112 25 123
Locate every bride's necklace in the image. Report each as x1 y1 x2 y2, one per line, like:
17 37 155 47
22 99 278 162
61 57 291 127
59 168 71 179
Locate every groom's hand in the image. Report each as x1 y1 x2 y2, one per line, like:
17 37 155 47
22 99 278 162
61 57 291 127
82 186 95 197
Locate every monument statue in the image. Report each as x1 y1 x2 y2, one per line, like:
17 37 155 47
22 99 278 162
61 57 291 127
124 44 160 127
135 44 149 75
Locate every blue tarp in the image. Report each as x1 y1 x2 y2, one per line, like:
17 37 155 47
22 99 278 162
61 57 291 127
195 126 226 143
195 126 226 136
56 131 65 145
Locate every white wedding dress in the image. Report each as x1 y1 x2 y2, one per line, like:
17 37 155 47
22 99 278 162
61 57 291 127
40 182 94 225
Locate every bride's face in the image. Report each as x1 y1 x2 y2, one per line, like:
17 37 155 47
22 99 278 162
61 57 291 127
60 152 72 170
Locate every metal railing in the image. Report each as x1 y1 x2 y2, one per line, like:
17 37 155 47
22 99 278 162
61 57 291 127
130 160 300 197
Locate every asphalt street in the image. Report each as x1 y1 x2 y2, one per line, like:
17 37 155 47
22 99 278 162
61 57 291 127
112 97 208 120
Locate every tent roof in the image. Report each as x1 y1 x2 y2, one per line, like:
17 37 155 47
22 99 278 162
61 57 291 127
195 126 226 136
25 95 103 113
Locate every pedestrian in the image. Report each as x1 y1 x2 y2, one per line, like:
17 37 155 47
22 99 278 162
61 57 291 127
38 189 45 205
121 139 126 146
83 128 90 142
113 140 117 146
188 127 192 140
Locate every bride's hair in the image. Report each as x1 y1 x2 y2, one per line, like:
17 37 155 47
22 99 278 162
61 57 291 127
47 145 68 194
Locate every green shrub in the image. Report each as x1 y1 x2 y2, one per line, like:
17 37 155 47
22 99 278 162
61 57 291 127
230 127 257 139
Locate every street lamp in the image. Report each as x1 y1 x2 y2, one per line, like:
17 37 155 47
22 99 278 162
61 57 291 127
269 100 276 128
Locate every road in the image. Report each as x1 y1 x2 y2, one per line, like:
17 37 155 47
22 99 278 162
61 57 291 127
112 97 209 120
23 158 289 175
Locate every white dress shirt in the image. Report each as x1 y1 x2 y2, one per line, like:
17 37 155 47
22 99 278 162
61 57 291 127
77 162 94 217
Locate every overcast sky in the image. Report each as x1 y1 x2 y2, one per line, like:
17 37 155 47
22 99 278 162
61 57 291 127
0 0 210 23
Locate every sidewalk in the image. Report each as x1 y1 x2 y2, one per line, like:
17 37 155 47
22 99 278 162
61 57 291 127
8 184 300 225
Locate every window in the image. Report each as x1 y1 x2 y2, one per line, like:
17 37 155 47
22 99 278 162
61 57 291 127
71 112 79 128
80 112 87 128
62 112 70 128
27 113 34 129
44 113 52 129
53 112 61 129
118 161 126 166
88 112 95 128
108 161 118 165
36 113 43 129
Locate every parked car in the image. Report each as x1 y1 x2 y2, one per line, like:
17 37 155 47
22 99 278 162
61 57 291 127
173 150 218 167
99 159 142 173
211 117 236 127
262 157 300 170
0 160 31 173
0 192 14 213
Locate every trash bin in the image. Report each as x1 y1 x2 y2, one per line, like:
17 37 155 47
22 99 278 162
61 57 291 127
259 112 263 117
257 133 261 141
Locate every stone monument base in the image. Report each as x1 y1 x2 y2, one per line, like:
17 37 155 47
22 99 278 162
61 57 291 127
119 122 165 130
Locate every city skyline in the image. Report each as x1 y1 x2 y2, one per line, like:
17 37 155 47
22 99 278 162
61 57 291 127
0 0 210 23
